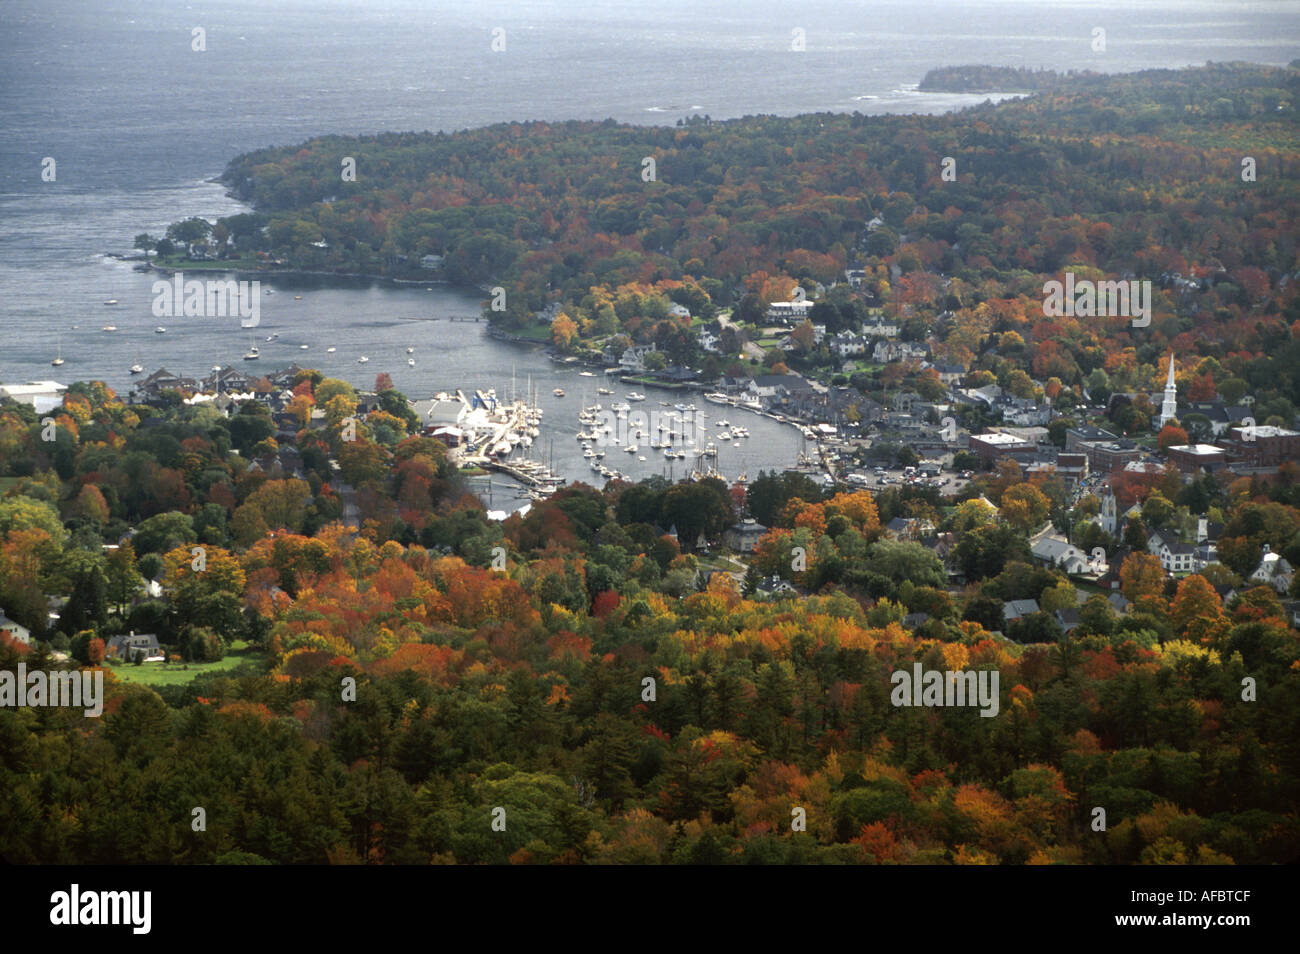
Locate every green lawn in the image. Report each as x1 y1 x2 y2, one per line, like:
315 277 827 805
107 640 265 687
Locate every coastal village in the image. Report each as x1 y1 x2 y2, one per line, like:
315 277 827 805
5 265 1299 652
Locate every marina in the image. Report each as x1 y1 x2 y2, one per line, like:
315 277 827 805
3 272 811 512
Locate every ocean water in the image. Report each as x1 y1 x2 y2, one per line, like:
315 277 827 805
1 0 1297 492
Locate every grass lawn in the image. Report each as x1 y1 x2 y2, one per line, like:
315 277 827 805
107 640 265 687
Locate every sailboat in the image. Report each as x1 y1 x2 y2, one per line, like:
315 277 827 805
243 337 260 361
129 352 143 374
51 341 64 367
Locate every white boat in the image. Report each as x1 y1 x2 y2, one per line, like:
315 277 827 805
715 419 730 428
103 299 118 305
611 402 631 413
627 392 646 402
326 347 336 353
101 325 117 332
294 295 302 300
624 445 636 453
578 370 595 377
155 326 166 334
406 347 414 354
704 392 729 404
663 448 675 457
243 348 259 361
597 387 613 395
357 356 369 363
638 455 647 461
408 358 415 367
266 333 279 341
129 362 143 375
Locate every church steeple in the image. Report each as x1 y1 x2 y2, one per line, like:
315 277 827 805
1159 354 1178 429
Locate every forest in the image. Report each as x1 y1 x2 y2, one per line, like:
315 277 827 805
1 363 1298 864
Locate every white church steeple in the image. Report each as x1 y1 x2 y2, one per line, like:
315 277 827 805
1158 354 1177 429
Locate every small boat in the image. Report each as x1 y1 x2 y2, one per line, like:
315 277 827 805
294 295 302 300
103 299 118 305
266 333 279 341
664 448 675 458
155 326 166 334
578 370 595 377
211 365 222 372
638 455 647 461
101 325 117 332
406 347 414 354
129 362 143 375
597 387 613 395
553 388 565 397
300 344 309 350
326 347 336 353
407 358 415 367
627 392 646 402
704 392 729 404
357 355 369 363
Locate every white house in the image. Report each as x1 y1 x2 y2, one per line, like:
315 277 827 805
1030 532 1091 575
0 380 68 414
873 340 928 364
1158 541 1197 574
829 332 869 357
765 300 813 322
0 607 31 645
1250 544 1295 594
619 344 659 372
